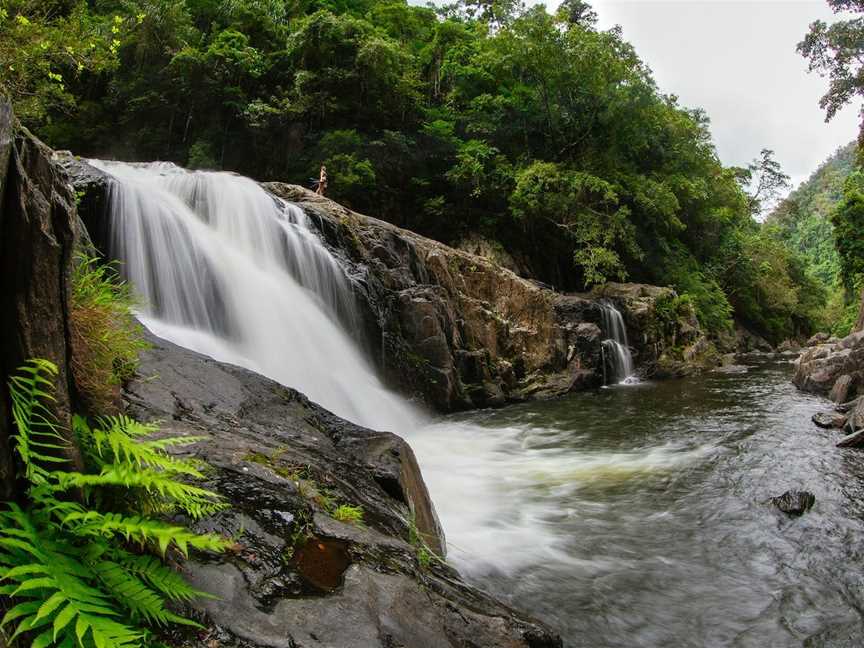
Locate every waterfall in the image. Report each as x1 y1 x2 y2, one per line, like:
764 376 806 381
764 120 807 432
90 160 417 432
599 300 637 385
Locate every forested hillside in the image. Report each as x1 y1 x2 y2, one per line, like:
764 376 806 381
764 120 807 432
1 0 828 342
768 141 856 286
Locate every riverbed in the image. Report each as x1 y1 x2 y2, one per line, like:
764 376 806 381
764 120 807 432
410 355 864 647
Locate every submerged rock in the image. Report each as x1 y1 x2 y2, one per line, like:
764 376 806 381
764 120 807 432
124 332 561 648
771 490 816 516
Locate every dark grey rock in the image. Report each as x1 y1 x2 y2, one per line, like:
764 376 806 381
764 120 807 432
771 490 816 516
0 101 84 497
124 332 561 648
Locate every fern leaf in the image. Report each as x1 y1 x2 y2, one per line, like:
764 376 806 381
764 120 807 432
109 550 208 602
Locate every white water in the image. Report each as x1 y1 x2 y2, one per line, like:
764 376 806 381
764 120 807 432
91 160 416 432
599 300 637 385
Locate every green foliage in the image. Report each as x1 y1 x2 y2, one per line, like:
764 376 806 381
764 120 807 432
831 170 864 292
0 1 124 124
70 254 148 413
798 0 864 121
767 141 855 286
19 0 830 338
0 359 228 648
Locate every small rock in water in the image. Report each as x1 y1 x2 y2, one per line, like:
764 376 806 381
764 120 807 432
771 490 815 516
812 412 848 429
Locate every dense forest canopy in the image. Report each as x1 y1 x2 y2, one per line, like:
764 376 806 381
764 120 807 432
1 0 852 343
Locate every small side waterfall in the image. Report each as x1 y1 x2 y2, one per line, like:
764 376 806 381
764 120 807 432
91 160 416 431
599 300 636 385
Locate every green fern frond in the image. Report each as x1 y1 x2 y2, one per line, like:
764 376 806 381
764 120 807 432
52 465 226 519
0 506 143 648
8 360 68 487
89 561 199 627
59 510 230 557
74 415 206 478
108 549 209 603
2 360 229 648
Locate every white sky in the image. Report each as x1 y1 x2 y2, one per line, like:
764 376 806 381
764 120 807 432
415 0 861 191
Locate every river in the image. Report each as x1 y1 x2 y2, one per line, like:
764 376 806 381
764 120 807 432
410 355 864 647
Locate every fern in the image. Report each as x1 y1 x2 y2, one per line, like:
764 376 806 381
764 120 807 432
8 360 70 488
0 360 228 648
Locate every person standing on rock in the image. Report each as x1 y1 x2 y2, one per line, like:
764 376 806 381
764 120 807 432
316 165 327 196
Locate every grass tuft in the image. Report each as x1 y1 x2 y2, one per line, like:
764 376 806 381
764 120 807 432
70 253 148 412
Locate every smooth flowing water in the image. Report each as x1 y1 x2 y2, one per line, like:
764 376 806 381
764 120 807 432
91 160 416 432
599 300 636 384
411 357 864 647
94 163 864 647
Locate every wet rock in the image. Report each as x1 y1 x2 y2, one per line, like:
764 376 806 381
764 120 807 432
812 412 847 429
124 333 561 648
771 490 816 516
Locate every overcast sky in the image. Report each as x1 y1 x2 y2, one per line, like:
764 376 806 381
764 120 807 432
416 0 861 192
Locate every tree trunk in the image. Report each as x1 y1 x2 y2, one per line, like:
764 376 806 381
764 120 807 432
0 100 84 500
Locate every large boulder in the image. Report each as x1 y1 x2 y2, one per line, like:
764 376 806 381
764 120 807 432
0 101 84 498
793 331 864 400
124 333 561 648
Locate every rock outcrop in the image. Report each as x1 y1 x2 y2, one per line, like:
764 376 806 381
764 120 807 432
125 333 561 648
61 160 708 411
0 100 84 498
261 185 708 409
793 330 864 401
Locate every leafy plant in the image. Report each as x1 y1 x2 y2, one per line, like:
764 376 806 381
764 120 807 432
70 254 148 413
331 505 364 525
0 359 228 648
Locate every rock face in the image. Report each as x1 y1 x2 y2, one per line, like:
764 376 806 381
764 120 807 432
0 101 83 498
793 331 864 402
124 333 561 648
260 184 707 409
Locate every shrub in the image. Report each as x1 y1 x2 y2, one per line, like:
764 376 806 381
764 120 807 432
70 254 148 413
0 359 228 648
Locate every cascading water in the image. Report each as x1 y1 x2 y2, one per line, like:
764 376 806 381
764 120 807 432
599 300 637 385
91 160 416 432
